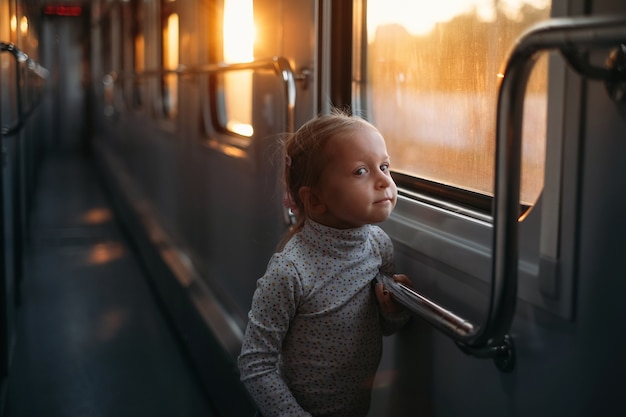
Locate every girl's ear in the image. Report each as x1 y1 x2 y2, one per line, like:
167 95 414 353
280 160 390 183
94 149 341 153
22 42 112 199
299 186 327 215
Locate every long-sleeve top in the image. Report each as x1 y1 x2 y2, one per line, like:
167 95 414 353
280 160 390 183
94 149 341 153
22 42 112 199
238 220 410 417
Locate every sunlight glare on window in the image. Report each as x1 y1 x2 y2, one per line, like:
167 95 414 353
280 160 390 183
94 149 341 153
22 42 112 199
364 0 550 205
163 13 179 118
165 13 179 69
367 0 549 38
134 35 144 72
20 16 28 35
222 0 254 137
223 0 254 63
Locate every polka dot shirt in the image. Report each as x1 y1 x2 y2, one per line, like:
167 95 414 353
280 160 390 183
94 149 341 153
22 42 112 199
238 220 410 417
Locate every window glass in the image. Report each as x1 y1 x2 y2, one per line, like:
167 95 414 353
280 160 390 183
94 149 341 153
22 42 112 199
162 9 178 118
361 0 550 205
132 0 144 108
219 0 254 137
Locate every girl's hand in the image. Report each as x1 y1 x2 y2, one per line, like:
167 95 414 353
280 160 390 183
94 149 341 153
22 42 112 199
375 274 412 315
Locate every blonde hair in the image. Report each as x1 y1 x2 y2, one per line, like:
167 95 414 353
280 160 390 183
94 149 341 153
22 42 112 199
279 109 376 249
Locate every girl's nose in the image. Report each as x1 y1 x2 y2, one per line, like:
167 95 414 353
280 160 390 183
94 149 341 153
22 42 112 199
376 170 394 188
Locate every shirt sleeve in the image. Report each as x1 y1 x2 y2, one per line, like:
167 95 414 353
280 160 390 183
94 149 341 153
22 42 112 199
237 254 313 417
372 226 412 335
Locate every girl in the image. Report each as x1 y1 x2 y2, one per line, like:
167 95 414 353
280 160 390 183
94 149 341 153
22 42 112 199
238 111 412 417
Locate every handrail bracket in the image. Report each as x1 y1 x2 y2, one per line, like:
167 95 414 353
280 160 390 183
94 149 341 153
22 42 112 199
457 335 515 373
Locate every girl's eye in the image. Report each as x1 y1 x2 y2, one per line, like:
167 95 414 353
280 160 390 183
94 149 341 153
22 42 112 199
380 163 390 172
355 167 367 176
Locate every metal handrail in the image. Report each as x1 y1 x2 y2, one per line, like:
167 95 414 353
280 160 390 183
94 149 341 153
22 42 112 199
384 15 626 372
1 42 49 137
107 56 297 134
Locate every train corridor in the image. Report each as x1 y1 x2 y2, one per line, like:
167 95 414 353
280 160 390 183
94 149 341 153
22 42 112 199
3 150 216 417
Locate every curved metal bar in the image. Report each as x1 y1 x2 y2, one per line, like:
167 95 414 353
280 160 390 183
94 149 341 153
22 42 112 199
0 42 29 62
379 275 475 336
0 42 49 79
110 56 297 134
270 57 296 134
384 16 626 371
1 42 49 137
480 14 626 350
1 99 45 137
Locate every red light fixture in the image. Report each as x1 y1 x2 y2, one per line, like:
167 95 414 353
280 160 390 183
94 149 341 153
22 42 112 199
43 5 83 17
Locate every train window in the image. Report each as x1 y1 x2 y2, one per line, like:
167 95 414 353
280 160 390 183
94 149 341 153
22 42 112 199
101 14 112 78
356 0 550 206
1 7 16 125
161 1 178 119
132 0 145 108
217 0 254 138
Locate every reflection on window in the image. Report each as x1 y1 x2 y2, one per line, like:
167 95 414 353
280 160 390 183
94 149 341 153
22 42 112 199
363 0 550 205
162 12 178 118
134 34 144 107
221 0 254 137
133 0 144 108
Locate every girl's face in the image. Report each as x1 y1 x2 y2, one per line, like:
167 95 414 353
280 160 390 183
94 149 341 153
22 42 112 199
313 126 397 229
